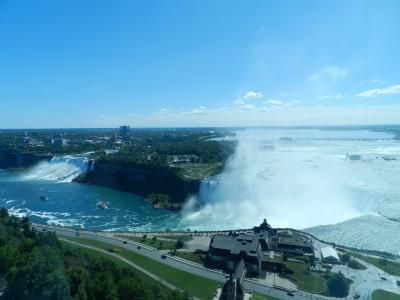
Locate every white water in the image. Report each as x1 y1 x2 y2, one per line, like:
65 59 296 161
22 155 89 182
183 129 400 232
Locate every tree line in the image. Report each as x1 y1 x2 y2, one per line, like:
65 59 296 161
0 208 190 300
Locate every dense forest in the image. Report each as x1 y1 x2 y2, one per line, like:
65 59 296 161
0 208 190 300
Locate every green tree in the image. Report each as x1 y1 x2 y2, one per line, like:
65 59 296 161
176 240 185 249
326 272 349 297
89 272 118 300
68 267 89 297
117 277 151 300
8 246 70 300
0 243 19 272
341 253 351 264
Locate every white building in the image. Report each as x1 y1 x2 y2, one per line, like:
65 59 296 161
321 246 340 264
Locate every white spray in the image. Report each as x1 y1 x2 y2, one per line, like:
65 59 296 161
182 128 388 230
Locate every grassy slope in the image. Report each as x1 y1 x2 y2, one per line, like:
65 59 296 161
63 243 171 294
252 293 281 300
372 289 400 300
285 261 326 293
347 258 367 270
67 237 218 299
175 251 205 265
351 252 400 276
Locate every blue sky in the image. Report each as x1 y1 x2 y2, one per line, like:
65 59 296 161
1 0 400 128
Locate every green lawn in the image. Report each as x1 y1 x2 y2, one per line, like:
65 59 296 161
347 258 367 270
372 289 400 300
66 237 218 299
351 252 400 276
173 163 222 180
117 235 178 250
252 293 281 300
175 250 205 265
285 261 326 293
62 242 171 294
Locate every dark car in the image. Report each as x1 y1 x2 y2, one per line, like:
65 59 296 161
287 292 295 296
137 245 142 249
161 254 167 259
123 240 127 244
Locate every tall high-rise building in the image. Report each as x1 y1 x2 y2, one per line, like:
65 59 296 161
119 125 130 138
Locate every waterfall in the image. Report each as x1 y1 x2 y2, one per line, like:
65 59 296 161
198 179 220 204
22 155 89 182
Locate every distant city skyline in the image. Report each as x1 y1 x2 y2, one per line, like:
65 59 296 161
1 0 400 128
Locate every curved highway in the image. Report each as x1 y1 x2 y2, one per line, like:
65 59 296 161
33 223 346 300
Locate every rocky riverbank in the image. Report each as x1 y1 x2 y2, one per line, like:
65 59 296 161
74 159 201 210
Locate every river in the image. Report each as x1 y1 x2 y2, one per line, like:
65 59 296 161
1 127 400 255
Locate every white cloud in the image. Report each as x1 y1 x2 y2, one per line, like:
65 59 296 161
239 104 255 111
234 90 263 104
242 91 263 100
286 100 301 106
189 107 207 115
317 93 345 100
159 108 169 114
265 99 284 106
234 99 245 105
264 99 300 107
357 84 400 97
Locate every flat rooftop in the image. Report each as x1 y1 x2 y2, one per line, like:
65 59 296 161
210 234 260 256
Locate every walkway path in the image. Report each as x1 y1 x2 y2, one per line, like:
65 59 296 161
61 238 181 292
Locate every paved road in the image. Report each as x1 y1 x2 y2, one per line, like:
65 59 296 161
33 223 340 300
333 257 400 300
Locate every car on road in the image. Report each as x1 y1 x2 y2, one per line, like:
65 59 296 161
354 293 360 299
107 248 120 253
42 228 46 231
397 279 400 286
137 245 142 249
123 240 127 244
380 276 387 280
287 292 295 296
75 232 80 236
161 254 167 259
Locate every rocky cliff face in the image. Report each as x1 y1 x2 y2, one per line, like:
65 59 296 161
74 160 200 210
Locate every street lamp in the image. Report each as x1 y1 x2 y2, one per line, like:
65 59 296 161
273 266 276 286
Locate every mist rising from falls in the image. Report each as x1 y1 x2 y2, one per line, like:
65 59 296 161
182 128 399 230
22 155 89 182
